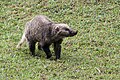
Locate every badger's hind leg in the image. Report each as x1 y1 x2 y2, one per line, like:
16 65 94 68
16 33 26 48
42 45 52 59
28 41 36 56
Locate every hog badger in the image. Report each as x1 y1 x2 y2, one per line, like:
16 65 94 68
16 15 77 59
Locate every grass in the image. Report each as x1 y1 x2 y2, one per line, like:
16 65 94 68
0 0 120 80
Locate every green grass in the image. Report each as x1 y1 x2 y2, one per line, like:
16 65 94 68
0 0 120 80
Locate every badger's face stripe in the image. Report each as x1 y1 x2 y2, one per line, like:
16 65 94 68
54 23 77 37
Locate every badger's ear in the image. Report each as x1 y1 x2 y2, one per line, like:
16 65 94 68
55 26 59 31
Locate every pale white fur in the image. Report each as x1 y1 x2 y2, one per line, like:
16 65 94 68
16 24 28 48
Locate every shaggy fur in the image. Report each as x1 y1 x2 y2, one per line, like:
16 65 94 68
17 15 77 59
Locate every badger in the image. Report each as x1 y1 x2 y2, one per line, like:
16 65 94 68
16 15 77 59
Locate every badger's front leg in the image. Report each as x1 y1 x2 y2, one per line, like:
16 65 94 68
28 41 36 56
54 39 63 60
42 44 52 59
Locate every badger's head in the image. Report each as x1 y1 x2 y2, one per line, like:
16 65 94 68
54 23 78 38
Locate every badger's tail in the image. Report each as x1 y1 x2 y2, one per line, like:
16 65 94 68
16 32 27 48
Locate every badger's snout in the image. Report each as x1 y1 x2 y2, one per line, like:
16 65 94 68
69 30 78 36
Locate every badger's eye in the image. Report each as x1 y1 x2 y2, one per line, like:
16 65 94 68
65 28 69 31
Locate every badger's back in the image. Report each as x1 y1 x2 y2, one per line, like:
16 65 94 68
25 15 53 42
31 15 52 27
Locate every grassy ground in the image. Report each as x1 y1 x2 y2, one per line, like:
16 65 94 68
0 0 120 80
